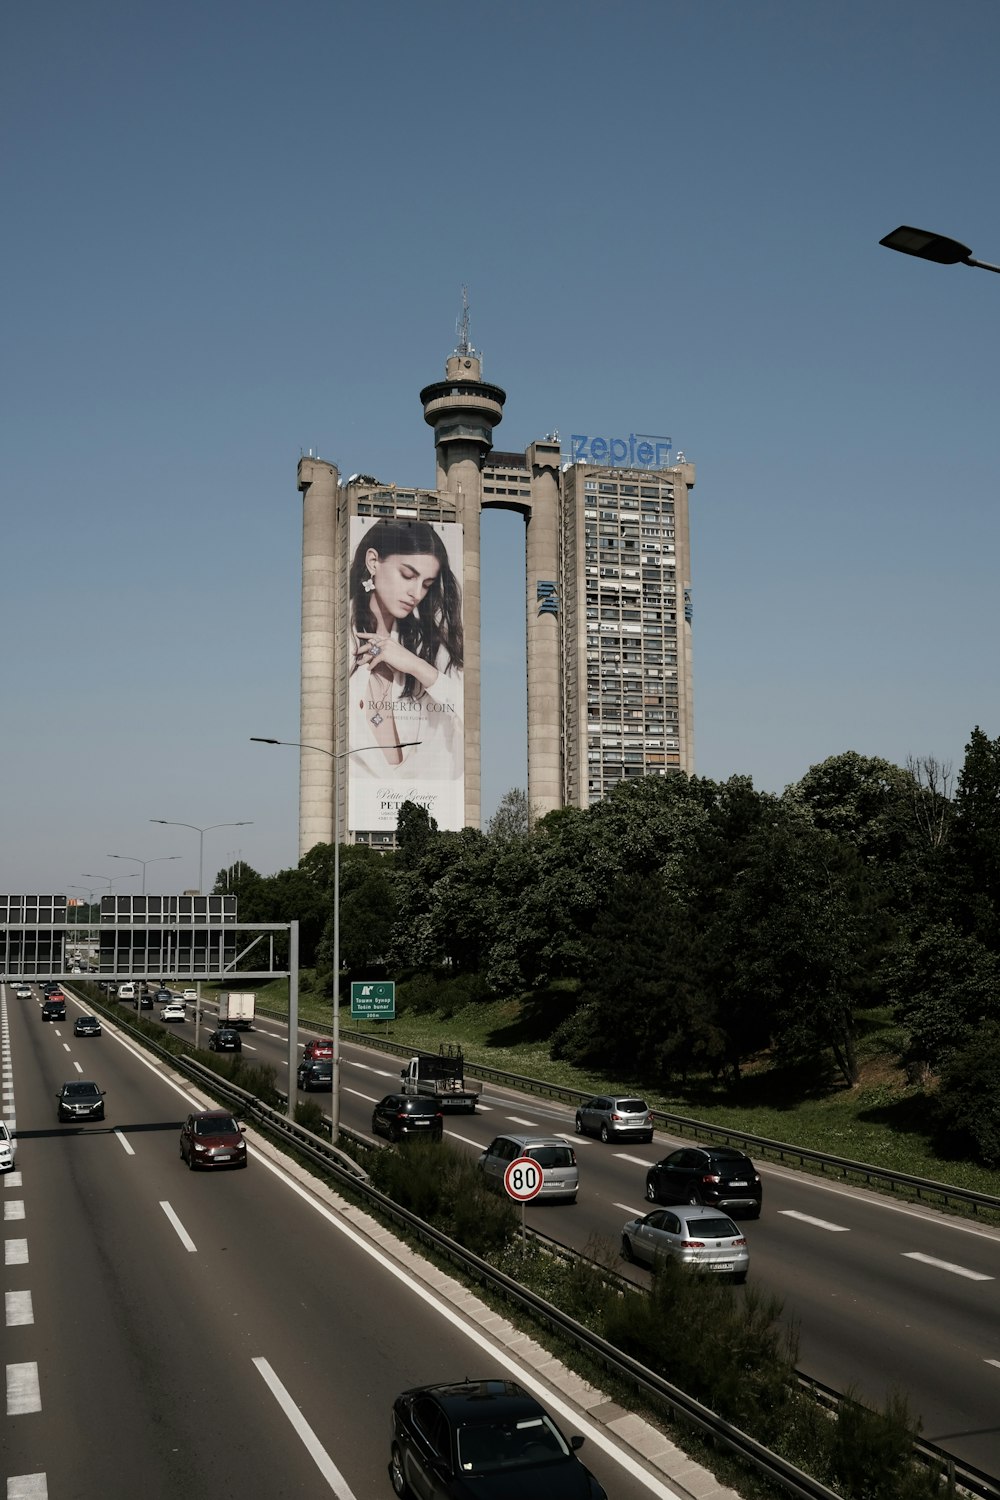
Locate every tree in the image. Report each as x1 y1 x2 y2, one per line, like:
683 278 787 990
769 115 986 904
885 922 1000 1076
934 1022 1000 1167
486 788 530 843
950 726 1000 947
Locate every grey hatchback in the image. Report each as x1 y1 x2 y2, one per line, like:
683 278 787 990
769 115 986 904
621 1207 750 1282
574 1095 653 1143
478 1134 579 1203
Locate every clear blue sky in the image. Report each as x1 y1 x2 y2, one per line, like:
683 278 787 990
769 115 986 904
3 0 998 894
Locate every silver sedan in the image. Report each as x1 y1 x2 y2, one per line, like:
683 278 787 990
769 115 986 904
621 1207 750 1283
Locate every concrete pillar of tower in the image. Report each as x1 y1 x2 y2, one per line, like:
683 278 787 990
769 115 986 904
524 441 563 821
421 352 506 831
671 460 696 774
297 456 339 856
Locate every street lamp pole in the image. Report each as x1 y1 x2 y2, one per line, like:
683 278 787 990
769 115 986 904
251 735 418 1144
879 225 1000 275
149 819 253 896
81 871 139 897
108 853 182 895
148 819 253 1045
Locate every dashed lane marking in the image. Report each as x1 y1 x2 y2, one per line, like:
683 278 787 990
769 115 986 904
4 1201 25 1221
780 1210 850 1232
114 1130 135 1156
4 1239 28 1266
7 1473 47 1498
6 1290 33 1326
903 1251 992 1281
160 1201 197 1253
253 1357 359 1498
6 1361 41 1414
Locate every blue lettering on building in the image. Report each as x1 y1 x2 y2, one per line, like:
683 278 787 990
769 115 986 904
570 432 672 469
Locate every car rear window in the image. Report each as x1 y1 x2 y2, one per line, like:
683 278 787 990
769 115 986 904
403 1100 439 1114
616 1099 648 1112
686 1216 740 1239
528 1146 575 1169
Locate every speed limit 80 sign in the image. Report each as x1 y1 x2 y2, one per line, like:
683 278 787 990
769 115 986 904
503 1156 543 1202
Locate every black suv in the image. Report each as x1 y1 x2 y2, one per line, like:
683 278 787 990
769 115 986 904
372 1094 443 1142
297 1060 332 1092
57 1081 106 1121
41 995 66 1021
208 1027 242 1053
645 1146 762 1217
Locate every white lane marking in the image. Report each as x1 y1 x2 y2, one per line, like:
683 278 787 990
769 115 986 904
114 1130 135 1156
446 1131 483 1150
780 1210 850 1232
615 1202 650 1217
344 1089 378 1103
159 1201 197 1253
250 1152 687 1498
62 1043 71 1053
7 1361 41 1414
4 1201 25 1221
240 1043 258 1052
6 1290 33 1326
756 1159 1000 1243
6 1472 47 1498
5 1239 28 1265
506 1116 540 1127
903 1251 992 1281
350 1062 394 1078
253 1357 359 1497
73 1062 82 1074
986 1359 1000 1370
614 1152 649 1165
5 1173 23 1188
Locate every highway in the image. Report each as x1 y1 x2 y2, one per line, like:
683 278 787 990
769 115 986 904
220 999 1000 1477
1 983 721 1500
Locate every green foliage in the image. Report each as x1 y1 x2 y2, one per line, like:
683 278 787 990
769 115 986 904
294 1097 327 1135
933 1022 1000 1166
884 922 1000 1073
366 1139 517 1257
827 1388 946 1500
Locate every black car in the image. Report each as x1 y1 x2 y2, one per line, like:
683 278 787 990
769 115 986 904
208 1027 242 1053
297 1060 332 1092
41 996 66 1021
73 1015 102 1037
645 1146 762 1217
391 1380 607 1499
57 1080 106 1121
372 1094 443 1142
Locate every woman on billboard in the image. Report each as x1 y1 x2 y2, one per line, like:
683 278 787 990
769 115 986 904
347 518 464 826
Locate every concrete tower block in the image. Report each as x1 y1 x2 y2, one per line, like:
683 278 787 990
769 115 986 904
525 441 562 821
297 456 339 855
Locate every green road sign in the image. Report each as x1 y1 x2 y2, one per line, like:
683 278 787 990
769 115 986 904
350 979 396 1019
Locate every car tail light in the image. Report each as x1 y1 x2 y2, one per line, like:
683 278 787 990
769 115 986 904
611 1112 622 1121
731 1238 747 1247
680 1240 705 1248
701 1174 721 1184
644 1114 652 1125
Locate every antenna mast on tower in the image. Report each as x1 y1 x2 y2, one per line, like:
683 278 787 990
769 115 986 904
455 285 477 359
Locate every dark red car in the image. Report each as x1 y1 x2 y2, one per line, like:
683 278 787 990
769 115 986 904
179 1110 247 1170
303 1037 333 1061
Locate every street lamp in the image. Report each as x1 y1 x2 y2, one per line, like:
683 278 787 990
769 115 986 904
251 734 419 1143
108 853 182 895
879 225 1000 275
82 871 140 896
148 820 253 896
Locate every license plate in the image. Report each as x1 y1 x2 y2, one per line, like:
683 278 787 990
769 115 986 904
729 1180 748 1187
713 1262 735 1272
214 1151 232 1161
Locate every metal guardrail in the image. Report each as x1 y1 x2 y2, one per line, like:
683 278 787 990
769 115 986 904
92 994 996 1500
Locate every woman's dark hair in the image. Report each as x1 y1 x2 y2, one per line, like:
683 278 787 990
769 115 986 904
350 519 463 698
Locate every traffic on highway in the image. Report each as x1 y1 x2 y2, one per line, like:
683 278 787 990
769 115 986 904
5 977 1000 1495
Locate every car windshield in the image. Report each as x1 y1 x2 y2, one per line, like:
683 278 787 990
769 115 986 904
457 1415 570 1472
685 1216 740 1239
527 1146 574 1169
195 1116 238 1136
65 1083 99 1097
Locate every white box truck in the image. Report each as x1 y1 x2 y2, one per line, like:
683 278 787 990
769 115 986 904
218 992 255 1030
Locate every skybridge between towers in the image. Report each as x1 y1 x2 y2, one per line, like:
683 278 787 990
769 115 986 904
0 894 295 984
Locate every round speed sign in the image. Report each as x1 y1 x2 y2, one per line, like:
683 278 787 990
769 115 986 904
503 1155 543 1202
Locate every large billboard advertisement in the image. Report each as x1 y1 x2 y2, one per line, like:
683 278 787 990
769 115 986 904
347 516 465 833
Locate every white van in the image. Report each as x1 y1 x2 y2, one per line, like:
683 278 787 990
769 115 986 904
117 982 136 1002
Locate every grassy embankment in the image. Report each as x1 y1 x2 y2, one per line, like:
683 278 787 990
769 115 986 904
228 976 999 1198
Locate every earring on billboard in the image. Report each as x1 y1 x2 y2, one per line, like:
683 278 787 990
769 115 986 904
362 571 375 594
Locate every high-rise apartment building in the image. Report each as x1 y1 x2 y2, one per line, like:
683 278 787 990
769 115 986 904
295 325 694 856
